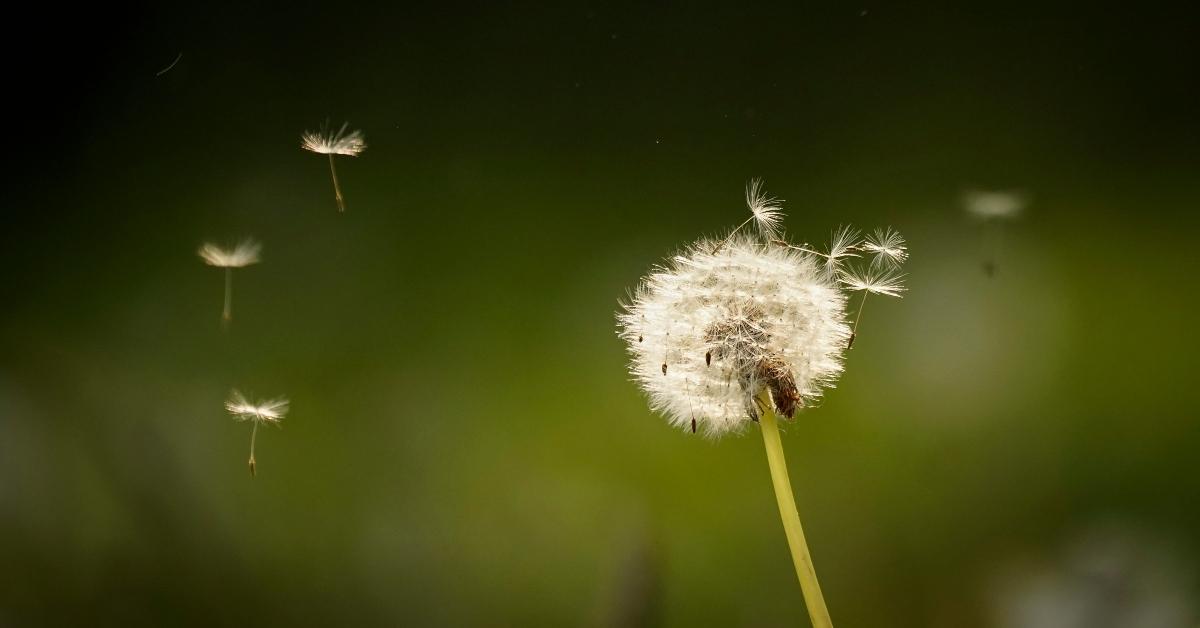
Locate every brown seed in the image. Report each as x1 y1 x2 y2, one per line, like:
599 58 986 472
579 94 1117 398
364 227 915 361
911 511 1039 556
638 335 643 342
758 355 801 418
847 332 856 349
691 417 697 433
661 363 667 375
705 351 711 366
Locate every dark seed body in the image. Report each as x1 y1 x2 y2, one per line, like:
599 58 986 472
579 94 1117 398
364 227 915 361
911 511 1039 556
758 356 801 418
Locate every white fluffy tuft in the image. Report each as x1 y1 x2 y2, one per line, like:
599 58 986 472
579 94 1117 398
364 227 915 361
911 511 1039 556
225 389 289 424
301 122 367 156
198 239 261 268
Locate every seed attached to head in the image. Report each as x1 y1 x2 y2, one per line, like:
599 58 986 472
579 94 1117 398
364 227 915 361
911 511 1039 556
705 350 711 366
758 356 801 418
662 363 668 375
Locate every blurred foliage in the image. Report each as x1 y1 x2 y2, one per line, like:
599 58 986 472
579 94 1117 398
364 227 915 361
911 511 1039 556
1 3 1198 626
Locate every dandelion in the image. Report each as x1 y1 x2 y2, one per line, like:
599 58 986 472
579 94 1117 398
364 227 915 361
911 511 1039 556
617 179 909 628
301 121 366 212
963 189 1025 277
198 239 261 328
225 389 289 477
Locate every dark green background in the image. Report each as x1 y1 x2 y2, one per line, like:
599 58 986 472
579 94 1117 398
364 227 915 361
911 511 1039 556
3 4 1198 626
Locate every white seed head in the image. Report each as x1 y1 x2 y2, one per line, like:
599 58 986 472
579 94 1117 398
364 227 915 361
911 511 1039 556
198 239 261 268
839 266 907 298
225 389 289 425
617 235 851 437
861 227 909 269
744 177 785 238
301 122 367 156
964 189 1025 220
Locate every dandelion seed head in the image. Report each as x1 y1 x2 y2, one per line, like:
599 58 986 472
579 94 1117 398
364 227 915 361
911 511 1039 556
225 389 289 425
744 177 785 238
617 235 851 437
861 227 909 268
199 239 261 268
964 189 1025 220
301 122 367 156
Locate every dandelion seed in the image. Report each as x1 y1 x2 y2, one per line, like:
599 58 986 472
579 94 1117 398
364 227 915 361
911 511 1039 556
301 121 366 212
198 239 261 328
225 389 289 477
839 265 906 349
712 178 786 253
824 225 862 278
861 227 908 269
839 266 907 298
963 189 1026 277
745 177 785 238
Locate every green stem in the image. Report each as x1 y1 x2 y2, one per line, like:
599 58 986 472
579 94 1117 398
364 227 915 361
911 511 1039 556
760 408 833 628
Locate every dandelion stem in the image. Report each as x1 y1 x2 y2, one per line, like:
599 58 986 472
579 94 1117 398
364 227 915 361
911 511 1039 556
248 420 258 477
328 154 346 212
222 268 233 329
760 407 833 628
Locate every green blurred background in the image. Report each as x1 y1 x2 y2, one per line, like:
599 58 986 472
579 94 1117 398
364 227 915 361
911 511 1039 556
2 4 1198 626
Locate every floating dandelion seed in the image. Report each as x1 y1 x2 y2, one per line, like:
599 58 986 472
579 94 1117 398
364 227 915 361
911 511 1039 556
198 239 261 328
712 177 785 253
963 189 1026 277
301 121 366 212
617 179 909 628
225 389 289 477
